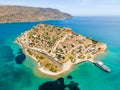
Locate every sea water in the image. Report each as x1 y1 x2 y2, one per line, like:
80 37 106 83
0 16 120 90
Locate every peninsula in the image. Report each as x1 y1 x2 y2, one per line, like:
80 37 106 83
0 5 72 23
16 24 107 76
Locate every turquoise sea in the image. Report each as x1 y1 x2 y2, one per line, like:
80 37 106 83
0 16 120 90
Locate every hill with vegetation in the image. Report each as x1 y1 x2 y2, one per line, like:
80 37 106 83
0 5 72 23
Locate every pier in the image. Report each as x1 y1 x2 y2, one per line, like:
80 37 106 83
93 61 110 72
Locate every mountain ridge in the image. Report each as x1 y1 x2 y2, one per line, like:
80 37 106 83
0 5 72 23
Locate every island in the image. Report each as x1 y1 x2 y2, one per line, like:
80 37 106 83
15 24 108 76
0 5 72 23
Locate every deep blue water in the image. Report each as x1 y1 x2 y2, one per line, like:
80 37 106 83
0 16 120 90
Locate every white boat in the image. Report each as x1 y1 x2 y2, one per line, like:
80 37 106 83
93 61 110 72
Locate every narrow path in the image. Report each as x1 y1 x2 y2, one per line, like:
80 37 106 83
52 34 71 52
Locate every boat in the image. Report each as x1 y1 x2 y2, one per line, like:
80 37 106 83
93 61 110 72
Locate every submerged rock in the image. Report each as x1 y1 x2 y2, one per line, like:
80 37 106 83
39 76 80 90
39 78 65 90
15 53 26 64
67 75 73 80
17 51 23 54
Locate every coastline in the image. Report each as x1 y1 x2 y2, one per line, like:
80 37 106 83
0 17 72 24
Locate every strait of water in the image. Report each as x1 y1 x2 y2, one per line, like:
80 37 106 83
0 16 120 90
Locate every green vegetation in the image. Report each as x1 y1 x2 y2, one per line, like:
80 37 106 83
86 37 99 44
78 55 85 59
26 49 33 55
70 56 76 63
26 49 61 72
92 39 99 44
78 40 83 44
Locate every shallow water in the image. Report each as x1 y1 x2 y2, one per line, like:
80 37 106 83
0 16 120 90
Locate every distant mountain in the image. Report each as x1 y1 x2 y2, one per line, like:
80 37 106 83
0 5 72 23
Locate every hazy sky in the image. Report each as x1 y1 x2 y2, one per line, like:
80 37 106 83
0 0 120 16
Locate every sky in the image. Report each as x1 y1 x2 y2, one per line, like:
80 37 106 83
0 0 120 16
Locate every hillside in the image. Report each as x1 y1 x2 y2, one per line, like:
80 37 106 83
0 5 72 23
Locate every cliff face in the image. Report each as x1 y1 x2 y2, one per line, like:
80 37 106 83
0 5 72 23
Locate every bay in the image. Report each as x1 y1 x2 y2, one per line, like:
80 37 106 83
0 16 120 90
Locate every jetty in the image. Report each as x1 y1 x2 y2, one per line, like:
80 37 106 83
93 61 110 72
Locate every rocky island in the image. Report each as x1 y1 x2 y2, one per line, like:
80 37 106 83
16 24 107 76
0 5 72 23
